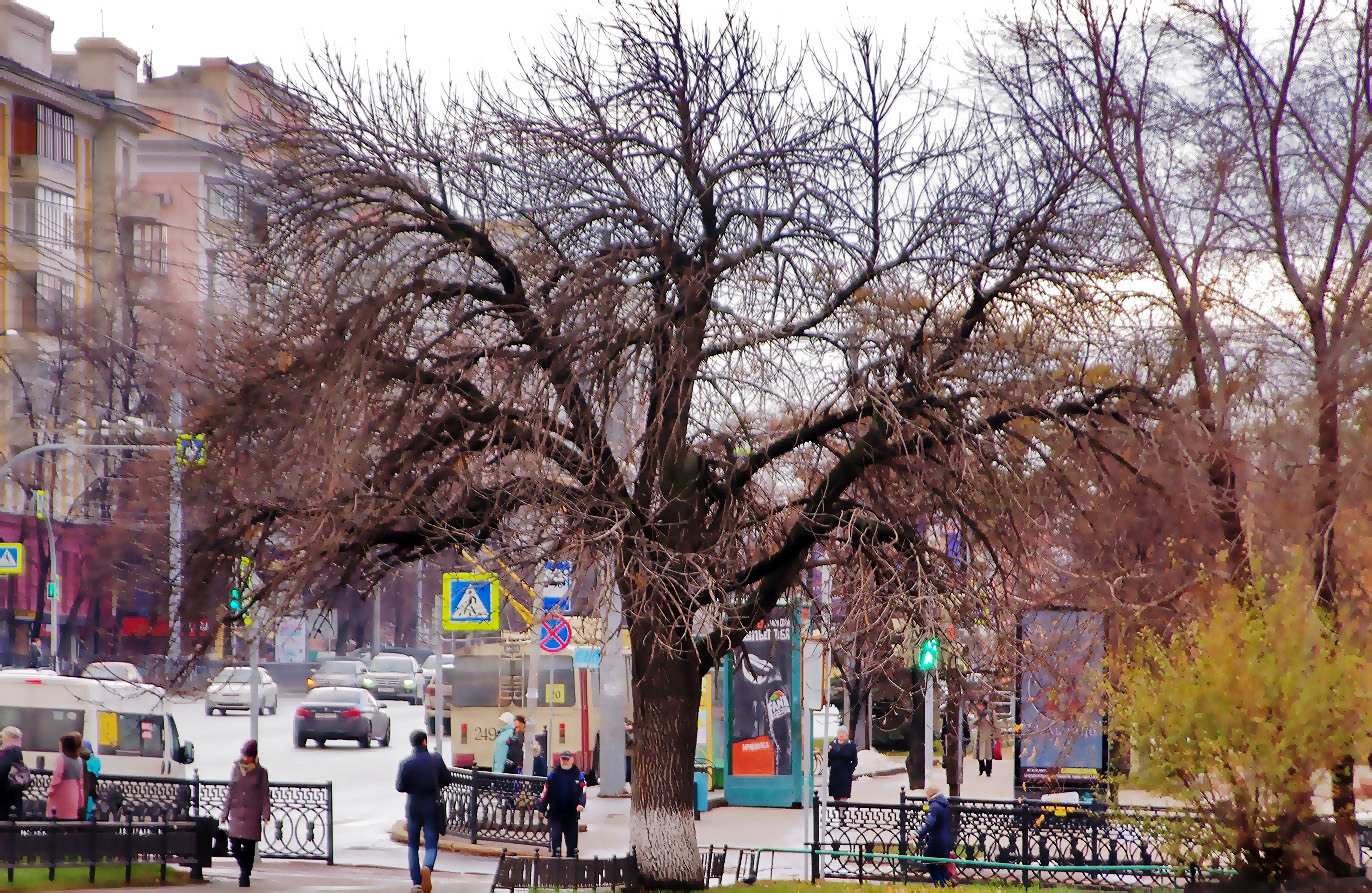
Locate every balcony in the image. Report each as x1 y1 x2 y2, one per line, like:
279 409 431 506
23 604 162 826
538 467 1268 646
8 153 77 191
118 189 170 221
7 195 79 269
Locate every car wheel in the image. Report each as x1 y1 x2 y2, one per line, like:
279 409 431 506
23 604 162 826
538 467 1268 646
295 733 306 748
358 735 371 749
205 703 213 715
270 698 278 715
316 738 326 748
381 727 391 747
426 717 435 734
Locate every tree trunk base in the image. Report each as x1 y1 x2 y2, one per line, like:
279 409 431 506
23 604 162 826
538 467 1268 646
631 806 703 890
1185 879 1372 893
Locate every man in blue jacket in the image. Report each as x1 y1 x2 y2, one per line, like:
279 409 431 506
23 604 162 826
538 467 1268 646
396 730 452 893
537 750 586 858
916 784 955 886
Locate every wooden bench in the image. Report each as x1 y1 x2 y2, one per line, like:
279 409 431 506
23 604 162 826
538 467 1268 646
490 851 639 893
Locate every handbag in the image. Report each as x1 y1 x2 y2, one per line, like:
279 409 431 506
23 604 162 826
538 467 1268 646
212 828 230 857
992 739 1003 761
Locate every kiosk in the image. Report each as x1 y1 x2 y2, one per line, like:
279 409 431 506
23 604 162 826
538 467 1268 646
722 611 804 807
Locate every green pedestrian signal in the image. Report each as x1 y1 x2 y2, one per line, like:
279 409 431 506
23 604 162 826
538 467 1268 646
918 637 940 671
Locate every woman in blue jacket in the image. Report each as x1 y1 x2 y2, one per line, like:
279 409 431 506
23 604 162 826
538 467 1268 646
916 784 955 886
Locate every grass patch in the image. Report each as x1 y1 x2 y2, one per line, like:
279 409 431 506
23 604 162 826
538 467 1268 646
0 863 192 890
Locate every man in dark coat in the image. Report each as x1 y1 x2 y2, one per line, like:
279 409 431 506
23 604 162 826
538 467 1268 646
916 784 955 886
397 730 453 893
0 726 25 820
827 726 859 801
537 750 586 858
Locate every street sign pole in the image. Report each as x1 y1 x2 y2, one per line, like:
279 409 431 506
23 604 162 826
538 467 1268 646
526 599 542 776
431 580 445 760
249 627 260 742
168 390 184 661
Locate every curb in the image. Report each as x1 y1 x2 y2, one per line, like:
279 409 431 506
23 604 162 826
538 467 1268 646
390 821 587 857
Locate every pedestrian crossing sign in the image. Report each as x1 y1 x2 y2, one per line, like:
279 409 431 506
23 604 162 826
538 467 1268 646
442 572 501 631
0 544 23 575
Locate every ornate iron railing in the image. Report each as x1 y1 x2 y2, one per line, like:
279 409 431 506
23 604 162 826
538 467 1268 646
441 767 550 847
22 769 333 863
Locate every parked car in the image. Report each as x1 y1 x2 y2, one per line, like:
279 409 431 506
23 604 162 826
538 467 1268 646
366 653 423 703
82 661 143 684
206 666 279 715
293 686 391 748
307 659 370 690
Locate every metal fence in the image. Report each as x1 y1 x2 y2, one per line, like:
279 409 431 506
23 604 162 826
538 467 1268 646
0 816 212 884
816 792 1212 888
23 769 333 863
440 767 550 846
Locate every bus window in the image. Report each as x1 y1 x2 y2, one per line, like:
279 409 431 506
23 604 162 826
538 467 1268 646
107 713 164 758
451 656 504 707
0 706 84 750
541 657 577 706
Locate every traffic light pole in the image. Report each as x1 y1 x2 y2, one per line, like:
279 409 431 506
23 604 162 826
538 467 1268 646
924 674 934 785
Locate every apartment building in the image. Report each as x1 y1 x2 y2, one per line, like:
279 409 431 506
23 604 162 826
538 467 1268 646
0 0 264 664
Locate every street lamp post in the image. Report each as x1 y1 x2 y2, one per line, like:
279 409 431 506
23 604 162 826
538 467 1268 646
0 440 175 670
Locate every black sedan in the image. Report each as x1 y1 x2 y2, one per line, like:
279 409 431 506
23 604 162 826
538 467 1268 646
293 686 392 748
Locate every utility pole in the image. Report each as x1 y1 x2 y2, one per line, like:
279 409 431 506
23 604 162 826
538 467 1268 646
38 491 59 673
372 589 381 657
597 564 628 795
168 391 184 660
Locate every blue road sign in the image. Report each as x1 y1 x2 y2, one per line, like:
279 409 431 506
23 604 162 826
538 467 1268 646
539 615 573 653
0 544 23 575
442 573 501 631
540 560 574 613
572 646 602 670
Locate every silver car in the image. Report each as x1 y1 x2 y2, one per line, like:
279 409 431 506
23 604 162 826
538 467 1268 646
307 659 370 691
206 666 279 715
366 653 423 703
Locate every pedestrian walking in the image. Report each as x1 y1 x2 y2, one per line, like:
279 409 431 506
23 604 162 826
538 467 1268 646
537 749 586 858
508 715 527 774
490 712 517 773
915 784 955 887
396 729 452 893
222 740 270 887
44 733 82 819
623 719 634 784
827 726 859 802
972 698 998 778
0 726 26 820
531 743 547 778
79 739 101 819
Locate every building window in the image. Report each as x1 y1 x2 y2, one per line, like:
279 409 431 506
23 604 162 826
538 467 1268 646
131 223 168 274
37 104 76 164
35 272 75 333
208 181 242 222
35 186 75 249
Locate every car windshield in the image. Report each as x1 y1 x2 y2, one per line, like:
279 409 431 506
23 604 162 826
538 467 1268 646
85 663 137 682
318 661 358 674
305 688 364 704
370 657 412 672
214 668 254 684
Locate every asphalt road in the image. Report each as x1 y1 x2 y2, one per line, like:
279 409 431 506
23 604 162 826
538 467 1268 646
170 692 427 868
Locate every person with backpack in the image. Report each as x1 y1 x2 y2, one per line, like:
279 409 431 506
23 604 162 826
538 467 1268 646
45 733 82 819
79 739 101 820
0 726 27 819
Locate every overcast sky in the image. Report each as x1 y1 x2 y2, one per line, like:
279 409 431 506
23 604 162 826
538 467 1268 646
49 0 1018 84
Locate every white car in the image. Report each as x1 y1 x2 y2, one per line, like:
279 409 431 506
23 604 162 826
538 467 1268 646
365 653 424 703
206 666 279 715
82 661 144 684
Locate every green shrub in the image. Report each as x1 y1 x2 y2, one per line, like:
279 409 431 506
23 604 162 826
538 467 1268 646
1107 570 1372 880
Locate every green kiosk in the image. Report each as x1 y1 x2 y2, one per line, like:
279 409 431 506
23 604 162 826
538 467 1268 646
722 610 804 807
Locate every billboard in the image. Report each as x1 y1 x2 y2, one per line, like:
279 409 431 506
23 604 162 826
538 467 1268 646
730 617 794 777
1017 609 1107 794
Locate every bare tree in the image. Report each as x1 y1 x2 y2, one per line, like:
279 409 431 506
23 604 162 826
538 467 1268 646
185 4 1148 883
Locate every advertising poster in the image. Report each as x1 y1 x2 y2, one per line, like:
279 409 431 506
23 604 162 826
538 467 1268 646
1018 609 1107 792
275 618 308 664
731 617 794 776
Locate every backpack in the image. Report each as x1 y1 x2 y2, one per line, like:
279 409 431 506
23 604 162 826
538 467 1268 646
83 760 99 802
7 760 31 793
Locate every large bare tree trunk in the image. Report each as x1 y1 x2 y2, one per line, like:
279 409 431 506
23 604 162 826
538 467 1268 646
629 635 704 889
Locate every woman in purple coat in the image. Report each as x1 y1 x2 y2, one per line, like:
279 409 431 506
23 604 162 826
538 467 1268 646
222 740 271 887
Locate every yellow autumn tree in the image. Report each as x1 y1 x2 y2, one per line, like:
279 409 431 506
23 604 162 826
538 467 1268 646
1109 570 1372 880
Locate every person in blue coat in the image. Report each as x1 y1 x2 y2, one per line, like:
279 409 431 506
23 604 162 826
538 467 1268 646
916 784 955 886
490 712 517 773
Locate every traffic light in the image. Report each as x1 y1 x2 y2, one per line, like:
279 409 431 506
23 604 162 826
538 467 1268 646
229 588 242 614
918 637 940 671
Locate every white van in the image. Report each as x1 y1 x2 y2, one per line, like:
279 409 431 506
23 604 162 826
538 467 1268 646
0 670 195 777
